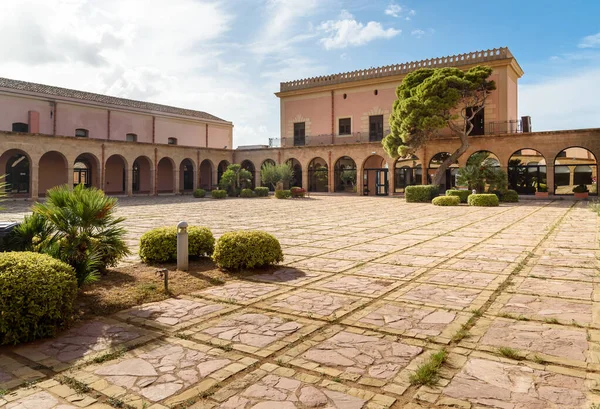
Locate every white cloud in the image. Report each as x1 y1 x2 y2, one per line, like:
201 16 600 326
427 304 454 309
411 29 425 38
318 10 400 50
385 4 402 17
520 68 600 131
578 32 600 48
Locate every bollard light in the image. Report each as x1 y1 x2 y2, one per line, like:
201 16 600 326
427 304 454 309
177 221 189 271
472 189 476 195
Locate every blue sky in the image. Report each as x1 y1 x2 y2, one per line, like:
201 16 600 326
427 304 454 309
0 0 599 146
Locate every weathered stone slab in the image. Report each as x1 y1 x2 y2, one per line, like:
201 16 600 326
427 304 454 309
386 283 492 311
191 281 286 305
308 274 401 297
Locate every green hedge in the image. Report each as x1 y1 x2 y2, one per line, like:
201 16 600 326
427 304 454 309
502 189 519 203
432 196 460 206
193 189 206 198
240 188 255 198
139 226 215 263
254 187 269 197
211 190 227 199
275 190 292 199
213 231 284 270
468 194 499 207
405 185 440 203
446 189 471 203
0 252 77 345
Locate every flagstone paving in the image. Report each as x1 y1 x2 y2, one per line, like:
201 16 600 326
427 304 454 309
1 196 600 408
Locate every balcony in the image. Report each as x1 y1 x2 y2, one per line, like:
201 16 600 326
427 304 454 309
487 117 531 135
281 131 390 148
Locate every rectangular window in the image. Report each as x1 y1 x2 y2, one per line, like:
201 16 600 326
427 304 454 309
293 122 305 146
12 122 28 133
126 133 137 142
369 115 384 142
338 118 351 135
168 137 177 145
75 128 89 138
466 107 485 136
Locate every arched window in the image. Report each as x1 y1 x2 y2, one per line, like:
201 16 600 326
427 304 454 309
75 128 89 138
126 133 137 142
168 137 177 145
12 122 28 133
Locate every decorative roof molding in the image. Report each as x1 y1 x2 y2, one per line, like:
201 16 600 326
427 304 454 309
0 77 230 124
280 47 515 92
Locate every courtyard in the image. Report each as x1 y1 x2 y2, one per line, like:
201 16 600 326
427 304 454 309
1 195 599 408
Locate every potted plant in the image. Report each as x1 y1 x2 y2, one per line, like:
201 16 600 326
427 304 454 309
535 184 549 198
573 184 589 199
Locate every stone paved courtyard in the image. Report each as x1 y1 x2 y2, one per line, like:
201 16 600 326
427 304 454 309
2 195 600 408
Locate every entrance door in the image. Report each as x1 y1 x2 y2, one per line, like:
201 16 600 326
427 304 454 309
375 169 388 195
183 165 194 190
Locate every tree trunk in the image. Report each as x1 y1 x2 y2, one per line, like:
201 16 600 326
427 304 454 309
431 133 469 186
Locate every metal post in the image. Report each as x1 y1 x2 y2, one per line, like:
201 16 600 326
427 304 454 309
177 221 188 271
163 270 169 293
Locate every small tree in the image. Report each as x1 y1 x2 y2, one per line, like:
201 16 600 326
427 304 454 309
219 164 252 196
261 163 294 190
457 152 507 193
340 169 357 191
384 65 496 186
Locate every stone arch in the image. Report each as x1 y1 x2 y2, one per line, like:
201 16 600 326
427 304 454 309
428 152 459 192
104 154 128 194
508 149 547 195
200 159 214 189
308 157 328 192
362 154 389 196
240 160 256 188
467 150 500 167
394 154 422 193
285 158 302 188
157 156 175 193
0 149 31 196
74 152 101 189
38 151 68 196
133 156 153 194
179 158 196 192
333 156 357 193
554 147 597 196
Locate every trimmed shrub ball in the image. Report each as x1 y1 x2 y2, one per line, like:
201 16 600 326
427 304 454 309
291 187 306 198
240 188 255 198
502 189 519 203
211 189 227 199
445 189 471 203
275 190 292 199
254 187 269 197
405 185 440 203
139 226 215 263
0 252 77 345
432 196 460 206
213 230 284 270
468 193 500 207
193 188 206 198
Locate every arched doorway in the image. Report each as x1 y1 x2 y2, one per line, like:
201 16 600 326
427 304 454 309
39 151 68 196
217 160 229 185
508 149 547 195
179 159 195 192
554 147 597 195
334 156 357 193
286 158 302 188
74 153 100 189
394 155 422 193
200 160 214 189
428 152 458 192
308 157 328 192
240 160 256 188
1 150 30 196
363 155 388 196
105 155 127 194
467 150 500 167
261 159 277 190
133 156 152 194
157 157 175 193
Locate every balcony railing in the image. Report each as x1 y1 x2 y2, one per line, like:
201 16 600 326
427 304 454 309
282 131 390 147
268 138 280 148
487 118 531 135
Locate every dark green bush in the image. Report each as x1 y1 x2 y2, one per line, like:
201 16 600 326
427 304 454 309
0 252 77 345
139 226 215 263
573 184 589 193
193 189 206 198
468 194 499 207
211 189 227 199
405 185 440 203
240 188 255 198
275 190 292 199
432 196 460 206
212 231 283 270
445 189 471 203
502 189 519 202
254 187 269 197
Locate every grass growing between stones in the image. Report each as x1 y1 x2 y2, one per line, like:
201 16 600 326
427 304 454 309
55 376 90 394
92 347 126 364
409 349 448 386
497 346 523 361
